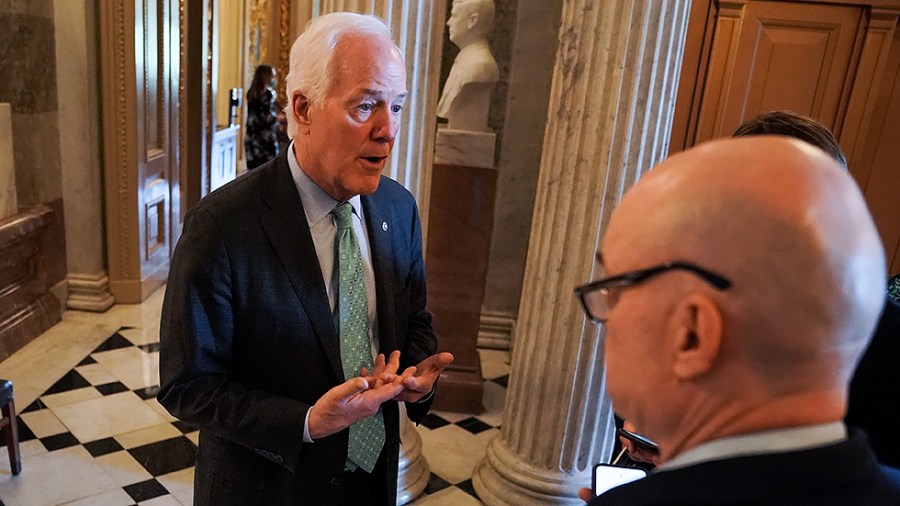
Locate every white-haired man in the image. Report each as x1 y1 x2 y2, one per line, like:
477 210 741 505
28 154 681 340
159 12 452 505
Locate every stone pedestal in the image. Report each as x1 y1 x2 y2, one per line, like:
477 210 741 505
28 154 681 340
0 104 16 220
472 1 692 504
434 128 496 169
425 129 498 413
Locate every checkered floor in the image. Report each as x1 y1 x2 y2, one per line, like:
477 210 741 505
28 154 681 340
0 313 510 506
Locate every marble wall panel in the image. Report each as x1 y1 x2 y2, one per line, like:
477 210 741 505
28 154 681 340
0 0 54 17
0 6 63 207
9 112 62 205
481 0 563 323
0 12 58 114
0 103 15 220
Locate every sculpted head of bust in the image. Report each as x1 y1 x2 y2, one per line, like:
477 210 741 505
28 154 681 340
447 0 495 48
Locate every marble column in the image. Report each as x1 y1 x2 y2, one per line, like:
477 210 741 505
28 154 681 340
54 0 115 311
473 1 691 504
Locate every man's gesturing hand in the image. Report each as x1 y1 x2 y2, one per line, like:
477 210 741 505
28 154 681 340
307 377 404 440
394 352 455 403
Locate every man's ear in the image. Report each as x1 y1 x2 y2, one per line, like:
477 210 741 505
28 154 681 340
466 12 479 30
292 91 312 134
671 294 723 379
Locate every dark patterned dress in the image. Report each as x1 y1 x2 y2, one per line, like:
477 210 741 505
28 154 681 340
889 274 900 303
245 88 279 170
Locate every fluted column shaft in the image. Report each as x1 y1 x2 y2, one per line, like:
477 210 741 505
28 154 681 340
473 1 691 504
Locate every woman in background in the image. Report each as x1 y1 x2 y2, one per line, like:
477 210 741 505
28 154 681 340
245 64 279 170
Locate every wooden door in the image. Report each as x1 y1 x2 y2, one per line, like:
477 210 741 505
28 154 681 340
672 0 900 275
687 1 864 143
100 0 180 302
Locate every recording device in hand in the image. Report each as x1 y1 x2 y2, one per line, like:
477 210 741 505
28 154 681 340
617 428 659 453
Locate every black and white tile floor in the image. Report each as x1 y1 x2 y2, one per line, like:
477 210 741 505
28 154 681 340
0 288 510 505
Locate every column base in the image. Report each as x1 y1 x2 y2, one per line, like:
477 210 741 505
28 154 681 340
67 273 115 312
477 311 515 350
473 437 587 506
397 407 430 505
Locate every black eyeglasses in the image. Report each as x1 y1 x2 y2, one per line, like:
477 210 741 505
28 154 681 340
574 261 732 323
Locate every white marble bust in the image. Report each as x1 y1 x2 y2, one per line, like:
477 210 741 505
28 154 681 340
436 0 500 132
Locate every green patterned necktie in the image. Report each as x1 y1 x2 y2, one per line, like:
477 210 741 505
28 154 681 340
332 202 385 473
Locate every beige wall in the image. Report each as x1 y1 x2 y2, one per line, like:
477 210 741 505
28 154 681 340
217 0 246 128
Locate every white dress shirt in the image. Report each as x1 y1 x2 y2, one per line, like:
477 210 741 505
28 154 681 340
658 422 847 472
287 143 380 443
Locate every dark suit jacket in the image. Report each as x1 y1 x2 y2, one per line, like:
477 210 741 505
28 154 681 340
157 152 436 506
847 297 900 467
590 431 900 505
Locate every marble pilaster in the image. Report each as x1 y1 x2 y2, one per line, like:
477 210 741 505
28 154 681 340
479 0 563 350
0 103 15 220
54 0 114 311
472 1 692 504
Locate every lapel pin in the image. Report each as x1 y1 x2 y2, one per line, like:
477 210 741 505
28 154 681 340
382 222 389 231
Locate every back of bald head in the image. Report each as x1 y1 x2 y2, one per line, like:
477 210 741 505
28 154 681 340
616 137 885 392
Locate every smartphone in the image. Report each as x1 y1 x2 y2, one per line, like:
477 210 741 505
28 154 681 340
617 428 659 453
593 464 647 496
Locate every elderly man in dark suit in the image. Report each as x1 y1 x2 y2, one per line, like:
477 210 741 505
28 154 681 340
576 137 900 504
158 12 452 506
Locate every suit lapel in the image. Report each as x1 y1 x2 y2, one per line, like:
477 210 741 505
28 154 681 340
259 154 343 380
362 191 398 354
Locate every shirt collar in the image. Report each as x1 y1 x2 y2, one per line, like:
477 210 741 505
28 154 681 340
287 141 364 225
659 422 847 472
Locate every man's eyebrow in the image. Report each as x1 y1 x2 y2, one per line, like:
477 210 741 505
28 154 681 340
356 88 383 97
353 88 409 102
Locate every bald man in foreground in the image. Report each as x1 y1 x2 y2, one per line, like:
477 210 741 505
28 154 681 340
577 137 900 504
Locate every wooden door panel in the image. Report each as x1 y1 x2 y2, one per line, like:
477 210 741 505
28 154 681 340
674 1 900 275
136 0 174 284
744 24 836 115
695 1 863 142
